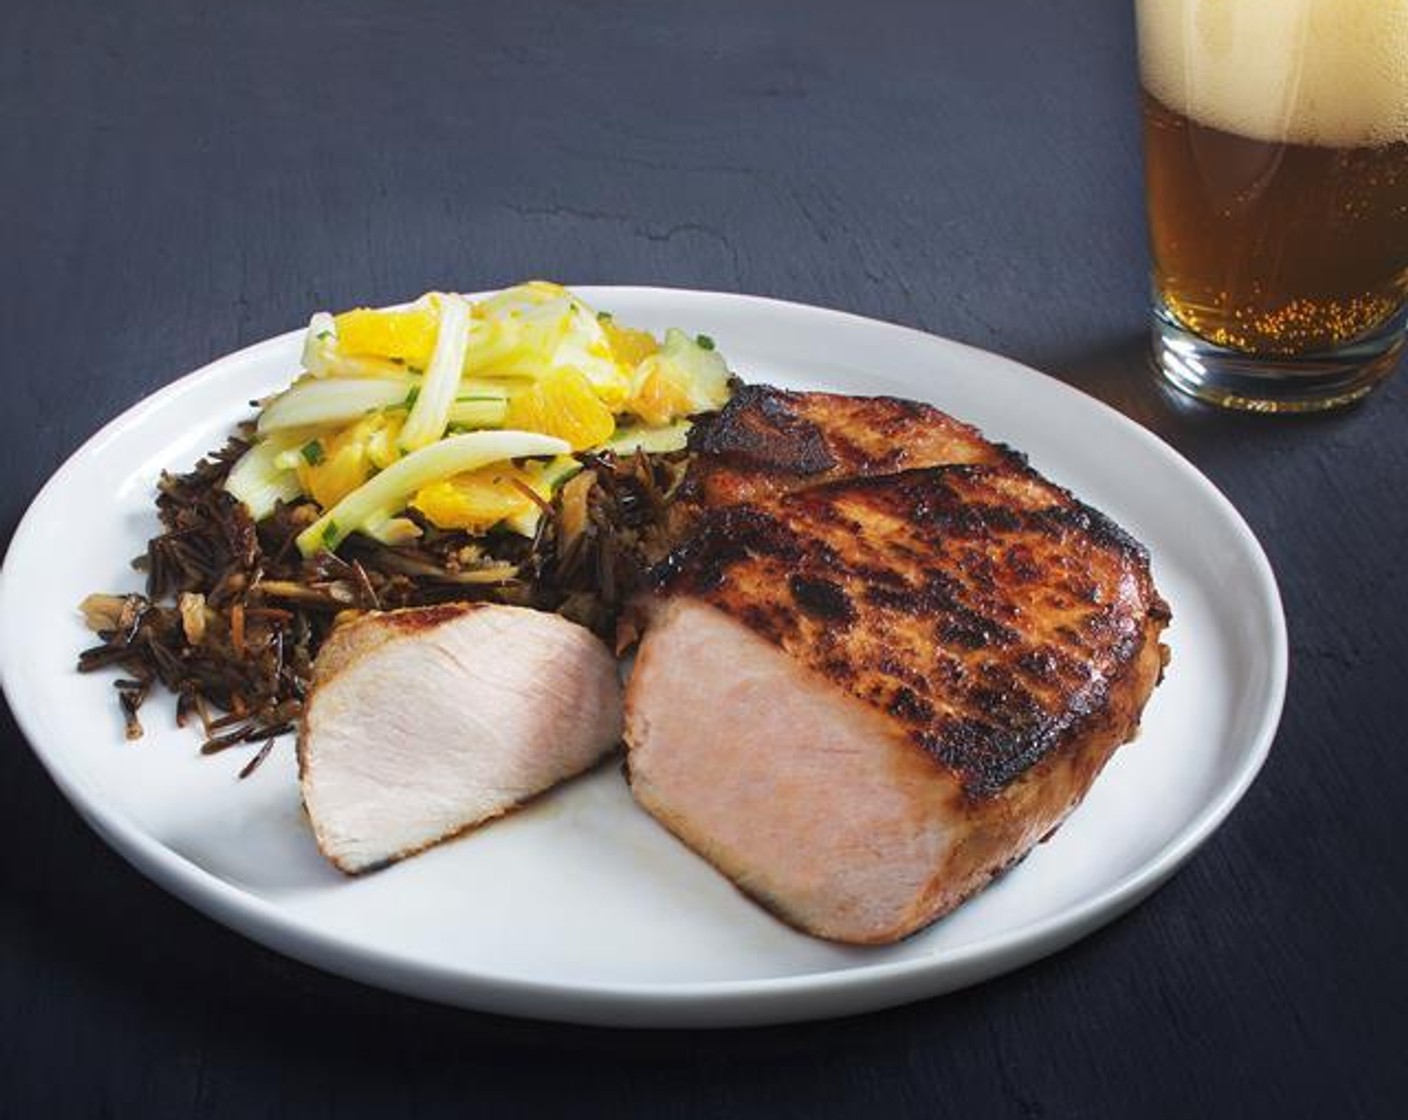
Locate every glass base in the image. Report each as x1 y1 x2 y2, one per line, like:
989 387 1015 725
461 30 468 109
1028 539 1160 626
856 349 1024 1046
1150 297 1407 413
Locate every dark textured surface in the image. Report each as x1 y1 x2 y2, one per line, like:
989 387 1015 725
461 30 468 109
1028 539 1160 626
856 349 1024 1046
3 0 1406 1115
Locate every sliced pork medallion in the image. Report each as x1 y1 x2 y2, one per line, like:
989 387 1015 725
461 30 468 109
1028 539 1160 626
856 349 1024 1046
300 603 623 874
625 462 1170 944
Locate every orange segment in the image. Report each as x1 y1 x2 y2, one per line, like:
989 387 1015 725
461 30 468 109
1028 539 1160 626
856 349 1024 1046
602 319 659 368
504 366 615 451
294 413 402 508
410 465 537 533
296 434 372 509
624 358 695 427
334 307 439 367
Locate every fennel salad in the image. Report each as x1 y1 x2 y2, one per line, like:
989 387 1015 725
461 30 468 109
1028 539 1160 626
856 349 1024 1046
228 280 731 551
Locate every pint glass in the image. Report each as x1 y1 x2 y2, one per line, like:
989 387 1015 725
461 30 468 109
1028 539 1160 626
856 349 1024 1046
1136 0 1408 411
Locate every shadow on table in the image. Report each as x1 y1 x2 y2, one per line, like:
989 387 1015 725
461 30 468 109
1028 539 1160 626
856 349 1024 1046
1034 331 1393 484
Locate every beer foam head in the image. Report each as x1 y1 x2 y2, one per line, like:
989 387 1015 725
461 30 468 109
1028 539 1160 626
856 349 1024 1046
1137 0 1408 147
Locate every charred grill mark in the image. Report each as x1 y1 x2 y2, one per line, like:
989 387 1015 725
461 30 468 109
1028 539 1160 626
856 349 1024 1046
857 569 962 618
888 686 934 723
864 583 920 612
821 429 907 477
991 441 1029 469
819 655 856 685
936 605 1018 650
1017 646 1060 682
687 384 836 476
652 506 801 593
1004 543 1042 583
958 548 997 591
788 575 855 624
931 652 969 687
877 654 929 693
1064 574 1102 604
852 562 910 590
739 603 794 644
1034 498 1151 569
915 695 1070 798
970 681 1048 729
653 453 1165 796
921 569 961 603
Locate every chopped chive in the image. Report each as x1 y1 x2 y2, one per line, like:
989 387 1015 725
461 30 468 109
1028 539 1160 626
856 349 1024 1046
403 386 420 408
407 365 424 375
597 310 613 322
300 440 325 466
322 520 340 548
696 334 715 351
315 329 333 341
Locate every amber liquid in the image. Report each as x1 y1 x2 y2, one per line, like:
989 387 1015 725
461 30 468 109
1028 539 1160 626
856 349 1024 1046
1142 91 1408 356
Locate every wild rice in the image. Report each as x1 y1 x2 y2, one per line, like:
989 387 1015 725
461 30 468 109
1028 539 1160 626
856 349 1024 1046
78 427 691 770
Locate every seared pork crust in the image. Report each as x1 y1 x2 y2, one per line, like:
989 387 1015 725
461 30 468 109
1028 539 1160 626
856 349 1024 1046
686 384 1020 507
307 603 473 688
652 462 1170 799
627 451 1170 941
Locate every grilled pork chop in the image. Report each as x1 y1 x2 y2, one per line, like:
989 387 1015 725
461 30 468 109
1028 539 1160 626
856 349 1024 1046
300 602 622 874
685 383 1019 506
625 396 1169 944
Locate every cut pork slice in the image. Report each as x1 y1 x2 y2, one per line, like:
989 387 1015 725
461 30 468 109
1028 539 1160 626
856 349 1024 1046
625 462 1170 944
300 602 623 873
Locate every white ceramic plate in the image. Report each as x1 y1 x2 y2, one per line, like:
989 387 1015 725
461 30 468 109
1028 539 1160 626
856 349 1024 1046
0 288 1285 1028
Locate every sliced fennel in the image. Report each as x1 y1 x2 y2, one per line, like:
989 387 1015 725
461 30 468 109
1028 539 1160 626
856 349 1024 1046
399 293 471 452
654 328 731 412
360 510 423 547
257 377 416 435
467 282 629 404
446 378 511 428
552 298 631 407
224 431 310 520
296 429 570 556
605 418 693 455
447 398 509 428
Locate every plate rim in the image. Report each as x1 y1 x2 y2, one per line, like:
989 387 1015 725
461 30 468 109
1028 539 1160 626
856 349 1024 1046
0 285 1288 1027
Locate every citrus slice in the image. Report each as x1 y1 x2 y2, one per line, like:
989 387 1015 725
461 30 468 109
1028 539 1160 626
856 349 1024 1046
602 319 659 368
410 465 538 533
624 358 695 427
296 426 374 509
504 366 615 451
334 306 440 367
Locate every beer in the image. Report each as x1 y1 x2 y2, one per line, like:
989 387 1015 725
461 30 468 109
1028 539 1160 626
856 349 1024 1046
1136 0 1408 361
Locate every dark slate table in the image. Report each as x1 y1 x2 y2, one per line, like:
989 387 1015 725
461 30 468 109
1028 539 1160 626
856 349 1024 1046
3 1 1404 1115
